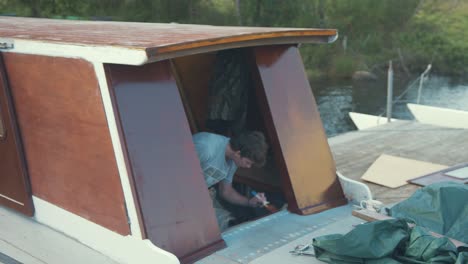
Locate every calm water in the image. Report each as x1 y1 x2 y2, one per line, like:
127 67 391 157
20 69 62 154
311 75 468 137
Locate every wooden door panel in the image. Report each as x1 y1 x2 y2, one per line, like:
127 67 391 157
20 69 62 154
253 45 346 215
106 61 224 263
0 54 33 216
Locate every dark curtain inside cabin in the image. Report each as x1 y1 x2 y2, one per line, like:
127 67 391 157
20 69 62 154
205 48 251 137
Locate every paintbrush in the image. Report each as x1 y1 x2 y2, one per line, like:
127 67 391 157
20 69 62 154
251 191 278 213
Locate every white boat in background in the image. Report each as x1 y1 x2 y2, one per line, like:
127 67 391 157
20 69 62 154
349 112 400 130
407 103 468 129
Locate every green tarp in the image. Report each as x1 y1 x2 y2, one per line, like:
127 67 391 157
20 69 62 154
312 219 467 263
313 219 409 263
312 182 468 263
389 182 468 244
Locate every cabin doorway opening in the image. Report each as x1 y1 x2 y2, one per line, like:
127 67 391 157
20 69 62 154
108 45 345 261
171 48 286 230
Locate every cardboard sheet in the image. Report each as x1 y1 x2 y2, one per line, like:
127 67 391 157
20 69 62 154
361 154 447 188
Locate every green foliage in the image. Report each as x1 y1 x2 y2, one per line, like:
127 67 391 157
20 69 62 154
189 0 237 25
399 0 468 75
0 0 466 77
329 54 356 78
239 0 315 27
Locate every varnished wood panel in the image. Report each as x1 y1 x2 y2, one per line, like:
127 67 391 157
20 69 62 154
253 45 346 215
0 17 335 61
106 61 224 263
171 53 217 133
3 53 129 234
0 54 34 216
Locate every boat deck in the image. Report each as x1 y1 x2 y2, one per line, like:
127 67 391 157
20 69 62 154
1 120 467 264
198 205 360 264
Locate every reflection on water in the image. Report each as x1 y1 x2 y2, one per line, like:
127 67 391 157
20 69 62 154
311 76 468 137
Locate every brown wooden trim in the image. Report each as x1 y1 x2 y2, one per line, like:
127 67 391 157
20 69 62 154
294 196 348 216
178 239 226 264
103 63 147 239
0 53 34 216
153 30 336 54
146 36 330 63
352 209 393 222
0 106 5 139
352 209 466 248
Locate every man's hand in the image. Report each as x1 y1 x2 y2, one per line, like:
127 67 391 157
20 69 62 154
248 192 267 207
219 181 269 208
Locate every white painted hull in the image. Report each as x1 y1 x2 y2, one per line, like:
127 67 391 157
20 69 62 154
349 112 400 130
407 103 468 129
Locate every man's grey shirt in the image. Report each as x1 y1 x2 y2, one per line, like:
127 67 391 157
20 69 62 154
193 132 237 188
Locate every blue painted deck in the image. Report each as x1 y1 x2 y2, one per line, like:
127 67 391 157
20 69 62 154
197 205 362 264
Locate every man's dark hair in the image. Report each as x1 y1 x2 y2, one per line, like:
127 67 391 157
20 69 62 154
230 131 268 167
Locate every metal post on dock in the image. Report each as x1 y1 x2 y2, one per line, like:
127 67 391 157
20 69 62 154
387 61 393 122
417 64 432 104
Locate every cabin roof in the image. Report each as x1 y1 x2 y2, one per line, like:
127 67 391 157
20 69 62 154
0 17 337 64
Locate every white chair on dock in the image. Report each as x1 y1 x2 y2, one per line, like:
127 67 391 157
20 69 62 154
337 171 373 204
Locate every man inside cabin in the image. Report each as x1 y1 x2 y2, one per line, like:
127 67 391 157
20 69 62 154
193 131 269 231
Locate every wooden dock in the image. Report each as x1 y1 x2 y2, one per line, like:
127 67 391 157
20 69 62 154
329 120 468 204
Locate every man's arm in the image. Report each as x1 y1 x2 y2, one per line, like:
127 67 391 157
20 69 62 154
218 181 265 207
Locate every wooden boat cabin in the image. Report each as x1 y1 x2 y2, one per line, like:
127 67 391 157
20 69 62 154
0 17 346 263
